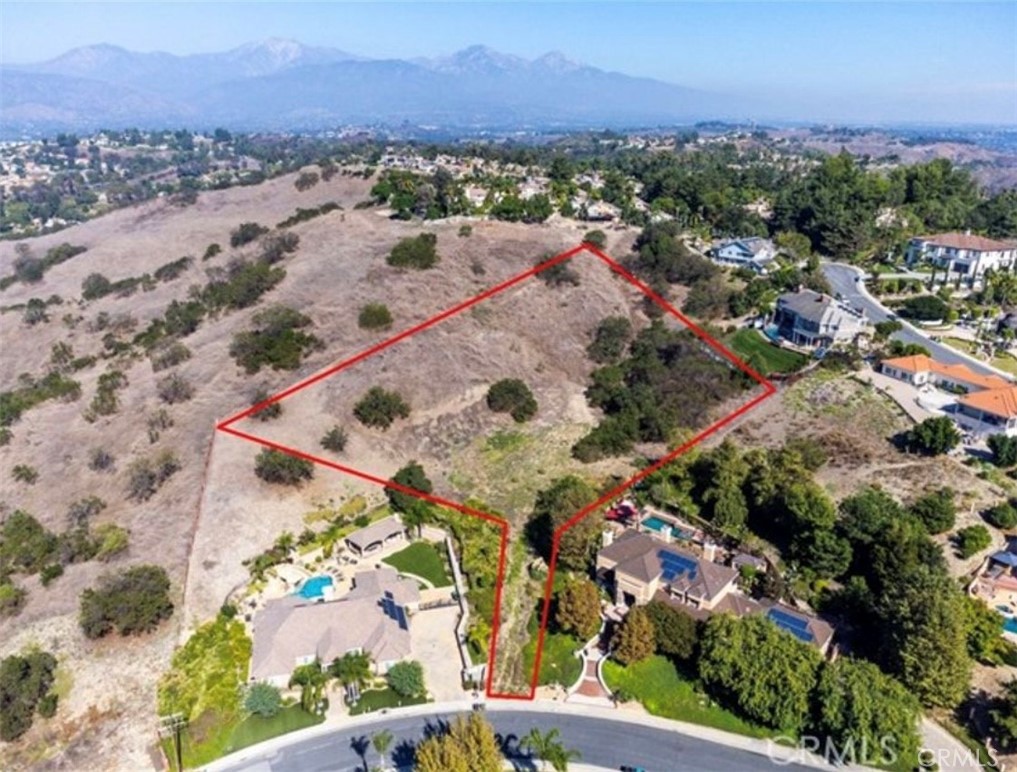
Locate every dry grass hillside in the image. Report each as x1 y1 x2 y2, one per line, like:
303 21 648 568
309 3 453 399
0 167 637 770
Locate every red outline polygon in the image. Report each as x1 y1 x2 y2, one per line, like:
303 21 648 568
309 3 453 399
216 243 776 699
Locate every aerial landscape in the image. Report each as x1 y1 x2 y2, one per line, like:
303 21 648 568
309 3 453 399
1 2 1016 771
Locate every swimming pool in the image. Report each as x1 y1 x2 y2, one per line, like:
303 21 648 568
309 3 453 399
642 516 672 534
294 575 333 600
1005 617 1017 635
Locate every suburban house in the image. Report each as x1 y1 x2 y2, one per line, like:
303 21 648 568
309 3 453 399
596 530 834 653
710 236 777 273
344 516 407 558
905 231 1017 280
250 567 419 686
773 289 868 349
881 354 1017 436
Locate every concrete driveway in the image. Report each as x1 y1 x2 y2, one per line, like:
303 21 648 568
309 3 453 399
410 605 466 702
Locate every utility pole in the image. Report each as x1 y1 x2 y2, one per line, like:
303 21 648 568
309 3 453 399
158 713 187 772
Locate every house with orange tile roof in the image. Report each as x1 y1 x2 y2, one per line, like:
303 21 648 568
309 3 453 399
881 354 1017 436
905 231 1017 281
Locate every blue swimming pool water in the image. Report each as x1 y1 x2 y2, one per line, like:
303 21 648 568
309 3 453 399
1004 617 1017 635
294 575 333 600
642 516 672 534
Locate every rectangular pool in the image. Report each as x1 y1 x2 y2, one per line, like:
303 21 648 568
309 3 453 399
642 516 672 534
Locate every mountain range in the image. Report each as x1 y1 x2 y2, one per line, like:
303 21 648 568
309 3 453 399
0 39 740 134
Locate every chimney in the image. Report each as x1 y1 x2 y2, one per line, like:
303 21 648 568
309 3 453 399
703 541 718 562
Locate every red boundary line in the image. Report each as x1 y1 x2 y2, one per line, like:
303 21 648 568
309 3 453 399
215 242 776 700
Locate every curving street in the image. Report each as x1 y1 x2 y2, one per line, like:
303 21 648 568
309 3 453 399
821 262 1003 377
207 706 818 772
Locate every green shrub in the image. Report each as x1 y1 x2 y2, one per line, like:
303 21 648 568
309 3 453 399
244 682 283 717
202 243 222 261
229 306 322 374
156 373 194 404
0 582 26 617
149 341 192 372
387 234 439 270
0 511 57 573
386 660 425 698
230 222 269 248
586 316 633 364
955 525 993 558
909 488 956 535
12 464 38 484
93 524 130 561
353 387 411 430
88 448 115 472
536 255 580 287
358 303 393 331
36 693 58 719
254 449 314 485
986 503 1017 530
321 426 348 453
486 379 538 423
0 650 57 740
39 564 64 587
79 564 173 639
251 389 282 421
126 450 180 501
583 230 607 248
458 224 473 238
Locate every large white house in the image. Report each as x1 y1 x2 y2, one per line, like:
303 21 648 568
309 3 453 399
773 289 867 348
710 236 777 274
905 231 1017 280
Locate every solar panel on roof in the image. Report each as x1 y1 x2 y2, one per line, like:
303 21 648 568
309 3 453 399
768 609 810 631
657 550 698 582
767 609 814 642
396 606 408 630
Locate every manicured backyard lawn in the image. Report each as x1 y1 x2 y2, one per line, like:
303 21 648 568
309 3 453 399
725 329 808 375
382 541 452 587
602 655 771 739
348 687 429 715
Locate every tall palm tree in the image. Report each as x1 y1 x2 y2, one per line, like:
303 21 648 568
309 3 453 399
521 727 581 772
328 651 372 689
372 729 394 771
289 661 327 713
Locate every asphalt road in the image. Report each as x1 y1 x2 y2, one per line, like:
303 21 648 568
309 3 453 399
821 262 999 376
215 709 813 772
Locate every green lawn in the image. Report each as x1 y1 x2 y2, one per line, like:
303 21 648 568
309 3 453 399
991 354 1017 376
602 656 771 739
521 629 583 688
942 337 979 355
725 328 808 375
348 687 429 715
162 706 323 770
382 541 452 587
228 705 323 753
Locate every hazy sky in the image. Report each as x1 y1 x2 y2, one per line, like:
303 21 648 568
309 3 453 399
2 1 1015 124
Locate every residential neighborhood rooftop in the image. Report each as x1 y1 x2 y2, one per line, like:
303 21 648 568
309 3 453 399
911 232 1017 252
